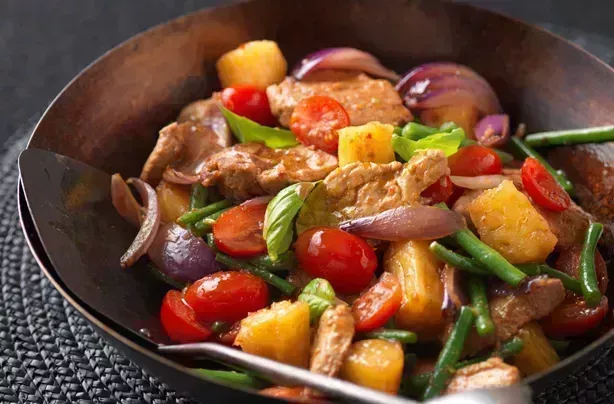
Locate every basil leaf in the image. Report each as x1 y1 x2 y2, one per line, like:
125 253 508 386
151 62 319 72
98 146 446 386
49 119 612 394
298 278 336 323
392 128 465 161
264 182 316 261
219 105 299 148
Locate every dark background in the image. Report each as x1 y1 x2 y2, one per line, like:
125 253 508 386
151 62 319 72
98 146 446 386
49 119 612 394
1 0 614 144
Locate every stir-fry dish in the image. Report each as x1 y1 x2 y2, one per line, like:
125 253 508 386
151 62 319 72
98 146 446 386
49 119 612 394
111 40 614 401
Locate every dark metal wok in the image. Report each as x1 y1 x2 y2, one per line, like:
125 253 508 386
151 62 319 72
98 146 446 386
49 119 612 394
18 0 614 401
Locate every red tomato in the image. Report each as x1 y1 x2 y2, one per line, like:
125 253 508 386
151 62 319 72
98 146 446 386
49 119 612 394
213 200 267 257
521 157 570 212
556 245 608 295
294 227 377 294
448 145 503 176
541 296 609 338
289 95 350 153
421 175 454 204
184 271 269 322
160 290 212 343
220 85 276 126
352 273 402 332
260 387 320 402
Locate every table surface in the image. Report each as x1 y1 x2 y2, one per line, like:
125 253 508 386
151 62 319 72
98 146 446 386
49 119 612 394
1 0 614 145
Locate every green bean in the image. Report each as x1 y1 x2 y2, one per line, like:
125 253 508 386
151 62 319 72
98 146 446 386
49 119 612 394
508 136 575 195
193 207 232 232
177 200 232 226
524 125 614 147
249 251 297 271
467 276 494 337
190 184 208 210
514 263 542 276
401 122 441 140
579 223 604 307
211 321 227 333
393 126 403 136
439 121 459 132
423 306 475 399
517 263 583 294
495 336 525 358
206 233 216 249
363 329 418 344
459 138 514 164
451 229 526 286
194 369 266 389
429 242 490 276
215 253 296 296
147 264 187 290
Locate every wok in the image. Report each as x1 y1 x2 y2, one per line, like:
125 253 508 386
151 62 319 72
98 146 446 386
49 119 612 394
18 0 614 401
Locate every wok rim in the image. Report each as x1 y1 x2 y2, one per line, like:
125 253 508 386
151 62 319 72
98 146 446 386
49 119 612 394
20 0 614 398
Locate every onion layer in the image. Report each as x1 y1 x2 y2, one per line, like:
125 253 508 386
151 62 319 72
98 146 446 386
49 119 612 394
338 205 465 241
148 222 221 282
291 47 400 81
111 173 142 227
474 114 510 147
120 178 161 268
450 175 507 189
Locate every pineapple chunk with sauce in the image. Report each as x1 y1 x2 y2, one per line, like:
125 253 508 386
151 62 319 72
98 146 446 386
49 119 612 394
337 122 396 167
467 180 557 264
216 40 287 89
511 322 559 376
156 181 191 223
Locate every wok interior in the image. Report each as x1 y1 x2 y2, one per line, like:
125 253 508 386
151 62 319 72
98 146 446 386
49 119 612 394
25 0 614 393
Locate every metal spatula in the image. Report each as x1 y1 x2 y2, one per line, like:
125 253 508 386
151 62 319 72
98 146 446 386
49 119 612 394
18 148 532 404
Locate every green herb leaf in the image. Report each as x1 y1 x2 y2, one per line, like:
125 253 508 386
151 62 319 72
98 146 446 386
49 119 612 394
219 105 299 148
298 278 336 323
392 128 465 161
264 182 316 261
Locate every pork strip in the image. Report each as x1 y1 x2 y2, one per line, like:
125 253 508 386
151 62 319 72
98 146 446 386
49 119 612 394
267 70 411 127
309 305 355 378
445 358 521 394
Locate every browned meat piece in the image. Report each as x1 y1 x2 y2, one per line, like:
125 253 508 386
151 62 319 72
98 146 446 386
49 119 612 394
140 122 187 184
200 142 337 201
548 143 614 255
267 70 412 127
441 265 468 315
322 149 447 221
309 305 355 379
452 189 484 231
534 202 592 250
445 358 521 394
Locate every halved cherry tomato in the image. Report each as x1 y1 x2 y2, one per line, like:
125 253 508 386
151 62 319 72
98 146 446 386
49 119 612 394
541 296 609 338
421 175 454 204
352 273 402 332
160 290 212 343
184 271 269 322
521 157 570 212
294 227 377 294
289 95 350 154
220 85 276 126
448 145 502 176
213 200 267 257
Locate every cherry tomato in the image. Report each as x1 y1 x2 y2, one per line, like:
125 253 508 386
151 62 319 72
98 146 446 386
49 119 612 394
448 145 502 176
160 290 212 343
541 296 609 338
213 200 267 257
184 271 269 322
294 227 377 294
289 95 350 154
521 157 570 212
352 273 402 332
260 386 320 402
220 85 276 126
421 175 454 204
556 245 608 295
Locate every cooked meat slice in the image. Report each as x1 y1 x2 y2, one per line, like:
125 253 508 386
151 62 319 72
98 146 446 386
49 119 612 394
200 142 337 201
310 305 355 378
267 70 411 127
445 358 521 394
322 149 447 221
533 202 592 250
452 189 484 230
140 122 187 185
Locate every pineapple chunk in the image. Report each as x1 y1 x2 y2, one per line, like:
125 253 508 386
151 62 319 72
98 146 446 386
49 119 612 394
511 322 559 376
156 181 190 223
384 240 445 339
340 339 404 394
420 105 479 139
216 40 287 89
467 180 557 263
235 300 310 368
337 122 396 167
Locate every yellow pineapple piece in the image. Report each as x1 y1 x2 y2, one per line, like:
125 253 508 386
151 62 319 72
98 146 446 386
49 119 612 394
337 122 396 166
216 40 287 89
341 339 404 394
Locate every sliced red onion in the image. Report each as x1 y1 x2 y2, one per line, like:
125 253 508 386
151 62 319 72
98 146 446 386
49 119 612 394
474 114 510 147
405 87 500 116
396 62 493 95
147 222 221 282
338 205 465 241
450 175 507 189
240 195 274 207
120 178 161 268
111 173 142 227
291 48 400 81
